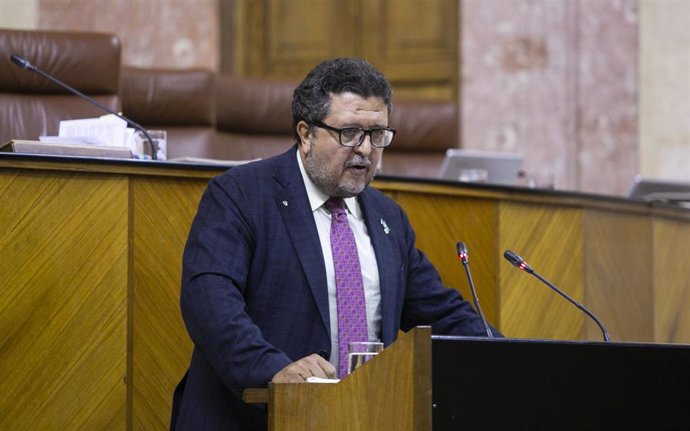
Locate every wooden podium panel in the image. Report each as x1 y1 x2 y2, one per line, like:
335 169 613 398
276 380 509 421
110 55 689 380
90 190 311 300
583 208 654 341
0 157 216 430
251 327 432 431
0 169 128 430
130 176 205 429
2 154 689 429
498 201 585 340
395 192 499 322
653 216 690 343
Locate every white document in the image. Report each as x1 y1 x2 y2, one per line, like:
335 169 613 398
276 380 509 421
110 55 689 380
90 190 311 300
305 377 340 384
58 114 129 148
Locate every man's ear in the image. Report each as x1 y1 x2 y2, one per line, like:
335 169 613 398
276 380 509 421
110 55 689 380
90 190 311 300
296 120 313 151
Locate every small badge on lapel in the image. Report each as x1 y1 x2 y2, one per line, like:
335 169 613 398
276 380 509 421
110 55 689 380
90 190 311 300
282 200 288 207
380 218 390 234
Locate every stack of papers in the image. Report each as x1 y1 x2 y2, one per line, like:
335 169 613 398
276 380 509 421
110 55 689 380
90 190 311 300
39 114 145 158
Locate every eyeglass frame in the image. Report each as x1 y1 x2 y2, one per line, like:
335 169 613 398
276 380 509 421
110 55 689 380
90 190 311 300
311 120 396 148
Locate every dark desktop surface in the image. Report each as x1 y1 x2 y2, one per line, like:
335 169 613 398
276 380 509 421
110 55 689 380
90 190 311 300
432 336 690 431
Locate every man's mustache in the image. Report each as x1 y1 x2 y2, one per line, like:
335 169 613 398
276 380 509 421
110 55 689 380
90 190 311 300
345 156 372 168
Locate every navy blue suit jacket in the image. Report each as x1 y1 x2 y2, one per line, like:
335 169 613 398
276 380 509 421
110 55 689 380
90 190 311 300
171 147 497 430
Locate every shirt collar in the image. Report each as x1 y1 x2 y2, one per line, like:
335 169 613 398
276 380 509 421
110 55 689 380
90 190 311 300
296 148 362 219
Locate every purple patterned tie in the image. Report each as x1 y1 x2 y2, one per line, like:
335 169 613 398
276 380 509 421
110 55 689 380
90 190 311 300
325 198 368 378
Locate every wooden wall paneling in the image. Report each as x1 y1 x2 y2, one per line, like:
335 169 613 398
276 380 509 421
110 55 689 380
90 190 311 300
232 0 458 99
361 0 459 100
0 170 128 429
221 0 238 74
582 209 653 342
498 202 585 340
653 217 690 343
131 176 207 429
394 191 499 324
237 0 358 78
232 0 254 74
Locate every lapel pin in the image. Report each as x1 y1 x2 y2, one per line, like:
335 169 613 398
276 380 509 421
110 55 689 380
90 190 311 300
380 218 390 234
282 200 288 207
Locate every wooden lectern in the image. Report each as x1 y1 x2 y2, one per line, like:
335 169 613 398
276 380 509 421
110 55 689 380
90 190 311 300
245 327 690 430
244 327 432 430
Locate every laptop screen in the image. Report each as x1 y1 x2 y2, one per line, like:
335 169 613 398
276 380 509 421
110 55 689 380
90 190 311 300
437 148 523 185
626 175 690 204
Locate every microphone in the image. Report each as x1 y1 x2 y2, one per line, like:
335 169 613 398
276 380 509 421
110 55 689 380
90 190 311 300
456 242 493 337
9 53 157 160
503 250 611 342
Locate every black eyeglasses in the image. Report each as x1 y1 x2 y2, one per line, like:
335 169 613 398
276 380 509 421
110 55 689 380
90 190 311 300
312 121 396 148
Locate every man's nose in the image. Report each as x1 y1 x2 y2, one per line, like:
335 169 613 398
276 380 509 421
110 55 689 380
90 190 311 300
354 134 373 156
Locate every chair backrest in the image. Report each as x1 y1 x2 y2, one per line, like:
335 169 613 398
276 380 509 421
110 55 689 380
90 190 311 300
212 73 296 161
212 73 457 174
0 29 121 143
383 99 457 177
120 66 216 159
117 60 458 173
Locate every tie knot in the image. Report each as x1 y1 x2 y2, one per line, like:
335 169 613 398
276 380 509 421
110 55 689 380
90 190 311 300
325 198 348 221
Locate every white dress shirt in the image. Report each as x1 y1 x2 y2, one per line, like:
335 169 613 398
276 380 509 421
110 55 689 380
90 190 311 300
296 150 382 369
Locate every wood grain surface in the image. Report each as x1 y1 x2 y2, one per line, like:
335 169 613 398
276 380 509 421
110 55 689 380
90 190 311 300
498 202 585 340
130 176 205 429
0 169 128 430
2 158 689 429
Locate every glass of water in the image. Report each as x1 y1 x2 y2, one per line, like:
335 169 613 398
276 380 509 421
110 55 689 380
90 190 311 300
133 129 167 160
347 341 384 375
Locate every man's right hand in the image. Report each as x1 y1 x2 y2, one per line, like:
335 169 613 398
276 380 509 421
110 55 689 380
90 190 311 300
271 354 337 383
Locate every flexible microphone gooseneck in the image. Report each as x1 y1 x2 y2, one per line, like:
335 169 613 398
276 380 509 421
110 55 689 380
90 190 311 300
503 250 611 342
456 242 493 337
9 53 157 160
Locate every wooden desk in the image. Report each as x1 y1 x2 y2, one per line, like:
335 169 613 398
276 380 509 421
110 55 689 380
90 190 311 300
1 154 688 429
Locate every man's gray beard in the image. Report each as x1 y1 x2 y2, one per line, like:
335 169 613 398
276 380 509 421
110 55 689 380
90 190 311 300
303 150 371 198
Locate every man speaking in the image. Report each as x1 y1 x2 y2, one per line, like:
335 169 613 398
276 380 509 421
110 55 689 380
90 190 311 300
171 57 499 430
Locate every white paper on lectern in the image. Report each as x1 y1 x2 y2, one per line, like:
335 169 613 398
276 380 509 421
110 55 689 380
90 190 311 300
55 114 139 155
39 135 101 145
305 377 340 384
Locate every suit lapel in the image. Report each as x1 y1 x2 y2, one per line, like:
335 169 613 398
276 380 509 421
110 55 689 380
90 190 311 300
272 151 331 336
359 189 400 345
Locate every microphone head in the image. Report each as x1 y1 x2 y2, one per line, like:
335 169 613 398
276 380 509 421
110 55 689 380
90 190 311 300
456 242 468 262
504 250 533 272
10 54 35 70
503 250 522 266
